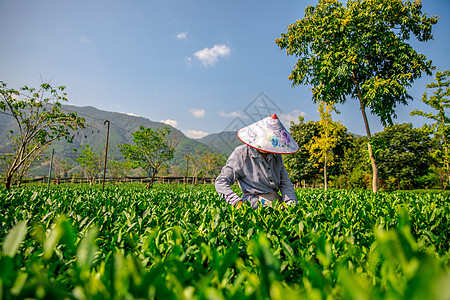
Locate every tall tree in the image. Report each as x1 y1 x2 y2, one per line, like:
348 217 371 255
276 0 438 192
0 81 86 189
411 70 450 189
120 126 177 188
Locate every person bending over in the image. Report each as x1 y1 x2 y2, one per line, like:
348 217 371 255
215 114 299 209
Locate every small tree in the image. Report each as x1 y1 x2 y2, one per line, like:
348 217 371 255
120 126 176 188
276 0 438 192
188 150 226 184
0 81 86 189
1 145 48 187
108 159 134 183
74 145 103 185
305 102 346 190
53 156 72 184
203 151 227 179
411 70 450 189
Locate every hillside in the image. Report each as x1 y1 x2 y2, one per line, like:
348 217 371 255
0 104 214 175
197 131 242 156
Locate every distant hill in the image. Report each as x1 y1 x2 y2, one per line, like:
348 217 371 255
0 104 214 174
197 131 242 156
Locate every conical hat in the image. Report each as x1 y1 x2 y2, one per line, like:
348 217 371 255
237 114 299 154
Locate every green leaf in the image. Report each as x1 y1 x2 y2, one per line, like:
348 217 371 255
2 220 27 257
218 244 238 281
77 226 99 269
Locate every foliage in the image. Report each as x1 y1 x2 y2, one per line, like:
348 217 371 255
286 115 354 188
305 102 347 189
333 135 371 189
0 185 449 299
187 149 227 184
107 158 134 182
0 82 86 189
1 145 48 187
52 156 72 184
411 70 450 189
120 126 176 188
285 117 321 185
0 104 219 174
276 0 439 192
372 123 433 190
74 145 104 185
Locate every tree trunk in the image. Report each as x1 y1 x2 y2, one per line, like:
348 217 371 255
146 171 157 189
367 142 379 192
5 174 12 190
351 73 379 193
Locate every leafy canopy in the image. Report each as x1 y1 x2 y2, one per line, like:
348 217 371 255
276 0 438 126
120 126 176 186
0 81 86 189
372 123 433 189
411 70 450 142
74 145 104 184
305 102 345 169
411 70 450 187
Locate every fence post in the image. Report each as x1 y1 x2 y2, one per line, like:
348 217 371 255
102 120 110 191
47 148 55 189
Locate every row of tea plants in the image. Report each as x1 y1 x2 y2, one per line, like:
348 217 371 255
1 184 449 299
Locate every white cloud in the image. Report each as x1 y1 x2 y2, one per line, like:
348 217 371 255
176 32 187 40
219 110 247 119
194 44 230 67
126 112 141 117
160 119 178 128
184 130 209 139
79 35 91 43
189 108 206 118
278 110 307 127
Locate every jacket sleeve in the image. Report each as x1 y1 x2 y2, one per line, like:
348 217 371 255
214 150 242 206
279 157 298 206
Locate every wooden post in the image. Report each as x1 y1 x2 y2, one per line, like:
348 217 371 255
47 148 55 189
184 155 189 190
102 120 110 191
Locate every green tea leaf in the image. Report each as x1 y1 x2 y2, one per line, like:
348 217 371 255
2 220 27 257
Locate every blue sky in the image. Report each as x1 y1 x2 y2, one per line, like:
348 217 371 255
1 0 449 139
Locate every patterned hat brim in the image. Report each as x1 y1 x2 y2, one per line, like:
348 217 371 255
237 114 299 154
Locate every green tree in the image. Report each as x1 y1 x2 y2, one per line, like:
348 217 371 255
188 150 227 184
342 136 372 189
0 81 86 189
74 145 103 185
53 156 72 184
120 126 176 188
411 70 450 189
276 0 438 192
372 123 433 190
285 117 322 187
108 158 134 183
305 102 346 190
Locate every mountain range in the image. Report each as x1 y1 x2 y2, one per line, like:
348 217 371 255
0 104 242 174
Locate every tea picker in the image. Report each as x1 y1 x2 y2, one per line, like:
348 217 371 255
215 114 299 209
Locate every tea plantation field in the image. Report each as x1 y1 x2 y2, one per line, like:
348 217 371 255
1 184 449 299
